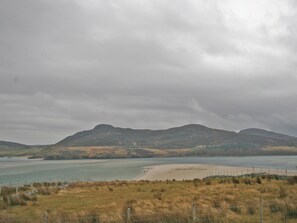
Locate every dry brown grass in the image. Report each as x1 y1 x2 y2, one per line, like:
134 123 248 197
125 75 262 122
46 146 196 159
143 148 169 155
263 146 297 152
0 177 296 222
50 146 129 157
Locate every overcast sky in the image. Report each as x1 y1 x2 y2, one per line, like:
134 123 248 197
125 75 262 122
1 0 297 144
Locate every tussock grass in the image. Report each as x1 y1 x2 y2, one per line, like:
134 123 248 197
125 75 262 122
0 177 296 222
0 184 61 210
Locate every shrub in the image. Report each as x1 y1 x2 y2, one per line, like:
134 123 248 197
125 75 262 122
256 177 262 184
287 176 297 185
19 193 37 201
286 207 297 219
270 203 282 213
243 178 251 185
232 177 240 184
267 175 273 180
0 187 15 196
9 195 26 206
32 183 42 187
205 180 211 185
230 204 241 214
37 187 51 195
248 206 255 215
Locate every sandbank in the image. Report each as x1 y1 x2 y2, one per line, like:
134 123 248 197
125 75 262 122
135 164 297 181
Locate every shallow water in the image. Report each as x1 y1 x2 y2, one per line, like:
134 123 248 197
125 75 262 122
0 156 296 186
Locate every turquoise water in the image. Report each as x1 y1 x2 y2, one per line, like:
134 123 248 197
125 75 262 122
0 156 296 186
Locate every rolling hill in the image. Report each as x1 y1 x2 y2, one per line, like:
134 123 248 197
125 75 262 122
239 128 297 144
0 141 29 150
56 124 297 148
1 124 297 159
0 141 43 157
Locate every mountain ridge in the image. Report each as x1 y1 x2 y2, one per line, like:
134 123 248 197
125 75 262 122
1 124 297 158
55 124 297 148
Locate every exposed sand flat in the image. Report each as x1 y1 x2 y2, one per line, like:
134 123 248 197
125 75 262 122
135 164 297 181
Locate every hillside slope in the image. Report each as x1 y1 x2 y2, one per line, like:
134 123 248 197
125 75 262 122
2 124 297 158
239 128 297 144
0 141 43 157
56 124 238 148
56 124 297 149
0 141 30 150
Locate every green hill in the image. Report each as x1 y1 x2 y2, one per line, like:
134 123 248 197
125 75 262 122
56 124 297 149
2 124 297 159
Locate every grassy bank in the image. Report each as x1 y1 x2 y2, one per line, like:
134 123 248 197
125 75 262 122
0 176 297 222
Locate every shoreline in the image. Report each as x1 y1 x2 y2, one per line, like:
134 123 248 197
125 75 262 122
135 164 297 181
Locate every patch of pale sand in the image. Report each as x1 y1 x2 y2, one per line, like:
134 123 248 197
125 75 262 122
135 164 297 181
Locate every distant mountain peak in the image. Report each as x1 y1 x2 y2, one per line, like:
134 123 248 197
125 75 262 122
2 124 297 158
93 124 115 130
93 123 208 131
178 124 207 128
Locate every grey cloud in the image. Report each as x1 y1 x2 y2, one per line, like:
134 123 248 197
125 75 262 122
0 0 297 144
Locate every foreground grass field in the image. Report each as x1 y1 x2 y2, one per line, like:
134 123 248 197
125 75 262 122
0 175 297 222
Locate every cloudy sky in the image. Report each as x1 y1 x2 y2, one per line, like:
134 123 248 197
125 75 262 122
1 0 297 144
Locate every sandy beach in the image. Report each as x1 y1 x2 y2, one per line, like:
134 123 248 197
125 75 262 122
135 164 297 181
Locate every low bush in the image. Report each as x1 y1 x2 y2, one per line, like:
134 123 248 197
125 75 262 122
243 178 251 185
232 177 240 184
9 195 26 206
286 207 297 219
287 176 297 185
230 204 241 214
247 206 255 215
205 180 211 185
37 187 51 195
19 193 37 201
269 203 282 213
256 177 262 184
